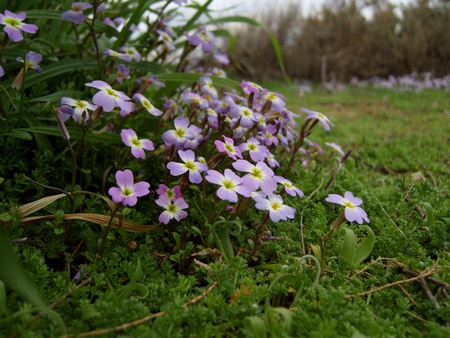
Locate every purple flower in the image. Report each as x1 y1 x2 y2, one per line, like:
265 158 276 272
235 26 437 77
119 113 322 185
181 92 209 109
116 64 130 84
157 30 175 51
12 51 42 89
266 152 280 168
238 137 269 162
186 26 215 53
274 176 303 197
167 149 208 184
230 104 258 128
325 191 370 224
156 184 182 202
61 2 92 24
0 10 38 42
61 97 97 123
120 129 155 159
103 49 132 62
232 160 277 195
214 136 242 161
254 194 296 222
120 46 141 62
85 80 133 113
325 142 344 156
108 169 150 206
162 117 195 148
240 81 262 95
156 196 189 224
214 50 230 65
262 91 286 112
17 51 42 73
205 169 253 203
133 93 163 116
300 107 333 131
0 65 4 77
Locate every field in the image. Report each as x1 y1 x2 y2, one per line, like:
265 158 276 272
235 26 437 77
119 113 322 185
2 82 449 337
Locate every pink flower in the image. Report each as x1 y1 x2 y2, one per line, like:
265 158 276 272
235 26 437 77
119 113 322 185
300 107 333 131
108 169 150 206
156 184 182 202
120 129 155 159
167 150 208 184
325 191 370 224
0 10 38 42
61 97 97 123
61 2 92 24
254 194 296 222
162 117 196 148
214 136 242 161
274 176 304 197
85 80 133 113
133 93 163 116
205 169 253 202
232 160 277 195
155 196 188 224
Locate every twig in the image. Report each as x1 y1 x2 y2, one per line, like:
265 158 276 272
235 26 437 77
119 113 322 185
417 278 440 309
407 311 428 324
370 191 413 247
305 179 323 201
299 206 308 255
345 269 441 299
61 280 219 337
10 278 93 338
324 149 352 191
398 284 421 309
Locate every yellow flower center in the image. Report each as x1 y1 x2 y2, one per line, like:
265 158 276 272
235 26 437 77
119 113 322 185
343 201 356 209
174 128 186 138
222 179 235 190
5 17 21 28
251 168 263 180
166 190 175 199
167 204 177 213
75 101 87 109
184 161 196 171
225 144 235 153
106 88 118 98
130 138 141 147
122 187 133 197
248 143 257 151
271 201 281 210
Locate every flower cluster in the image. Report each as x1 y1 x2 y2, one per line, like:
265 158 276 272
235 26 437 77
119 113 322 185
0 2 361 260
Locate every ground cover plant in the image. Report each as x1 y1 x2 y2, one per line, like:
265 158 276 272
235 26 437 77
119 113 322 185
0 1 449 337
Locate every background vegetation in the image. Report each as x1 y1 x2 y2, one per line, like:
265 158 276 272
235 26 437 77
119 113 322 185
232 0 450 81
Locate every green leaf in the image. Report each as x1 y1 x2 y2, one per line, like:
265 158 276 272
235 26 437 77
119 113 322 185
353 226 375 266
420 202 435 223
17 126 122 145
0 130 33 141
2 60 99 89
0 280 6 317
112 0 153 50
113 258 142 304
243 316 267 338
0 231 46 309
29 90 84 103
340 227 356 265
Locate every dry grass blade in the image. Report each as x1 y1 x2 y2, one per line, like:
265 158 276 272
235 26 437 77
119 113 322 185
11 193 67 218
15 213 159 232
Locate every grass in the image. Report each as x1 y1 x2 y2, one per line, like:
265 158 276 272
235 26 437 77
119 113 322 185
1 84 449 337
